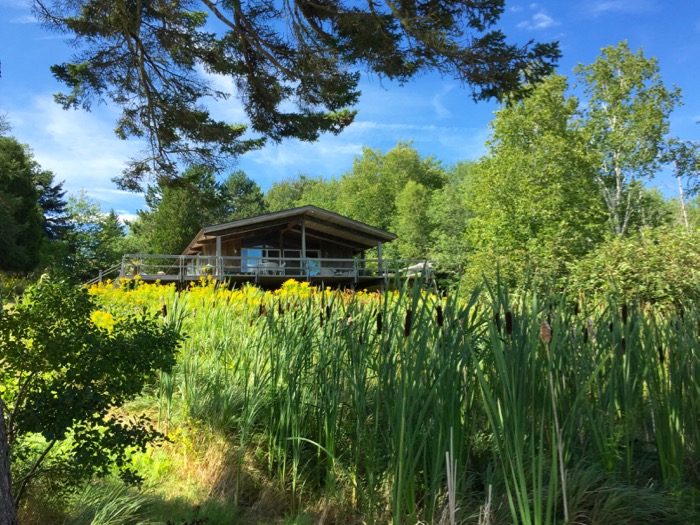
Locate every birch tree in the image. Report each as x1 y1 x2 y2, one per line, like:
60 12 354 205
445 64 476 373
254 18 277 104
576 41 680 236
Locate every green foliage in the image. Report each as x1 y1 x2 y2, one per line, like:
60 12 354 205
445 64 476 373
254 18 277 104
0 279 181 507
425 163 474 281
568 227 700 305
0 137 45 272
463 75 607 289
66 481 151 525
35 0 560 189
393 180 433 259
265 175 334 212
130 166 227 254
577 41 681 235
220 170 267 221
50 193 127 281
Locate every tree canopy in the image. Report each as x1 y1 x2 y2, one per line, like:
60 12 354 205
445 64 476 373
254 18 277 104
34 0 560 190
0 138 46 273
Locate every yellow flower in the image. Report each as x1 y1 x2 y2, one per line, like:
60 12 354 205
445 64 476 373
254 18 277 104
91 310 116 333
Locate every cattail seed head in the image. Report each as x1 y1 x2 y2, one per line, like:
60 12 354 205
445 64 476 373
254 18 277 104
376 312 383 335
505 311 513 336
540 320 552 345
160 304 168 317
657 346 665 364
326 305 332 320
319 311 324 327
436 305 444 327
494 312 501 333
676 303 685 321
587 318 595 344
404 309 413 337
582 324 588 343
621 303 628 325
620 337 626 355
278 302 284 316
259 303 266 317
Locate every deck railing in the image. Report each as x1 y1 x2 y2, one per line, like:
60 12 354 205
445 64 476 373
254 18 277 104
118 254 433 283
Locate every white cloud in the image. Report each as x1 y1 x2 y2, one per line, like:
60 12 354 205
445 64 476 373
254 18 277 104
586 0 656 16
431 84 456 119
0 0 31 8
6 95 147 211
116 212 139 224
10 14 36 24
518 12 559 30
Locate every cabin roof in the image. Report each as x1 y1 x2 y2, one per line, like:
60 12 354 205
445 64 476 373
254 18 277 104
182 205 397 255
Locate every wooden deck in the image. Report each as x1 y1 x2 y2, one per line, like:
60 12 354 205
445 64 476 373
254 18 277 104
115 254 433 289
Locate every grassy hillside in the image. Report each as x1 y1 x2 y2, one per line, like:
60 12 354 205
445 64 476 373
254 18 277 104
29 277 698 524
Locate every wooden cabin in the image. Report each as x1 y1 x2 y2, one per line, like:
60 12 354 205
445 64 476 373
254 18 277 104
118 206 431 288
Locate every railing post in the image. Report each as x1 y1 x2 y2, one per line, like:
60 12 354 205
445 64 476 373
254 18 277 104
98 269 103 283
353 258 358 284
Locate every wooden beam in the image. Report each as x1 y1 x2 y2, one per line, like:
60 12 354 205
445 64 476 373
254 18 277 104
289 228 363 252
301 217 306 260
304 215 390 243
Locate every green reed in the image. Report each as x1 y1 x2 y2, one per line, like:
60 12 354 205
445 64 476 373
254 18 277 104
98 280 700 524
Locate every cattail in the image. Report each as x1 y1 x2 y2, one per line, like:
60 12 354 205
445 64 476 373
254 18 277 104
620 337 626 355
493 312 501 333
319 311 324 327
505 311 513 336
657 346 665 364
436 304 444 328
278 301 284 316
404 309 413 337
582 324 588 343
160 304 168 317
259 303 266 317
587 318 595 344
326 304 332 320
609 321 614 333
621 303 628 325
676 303 685 321
376 312 383 334
540 320 552 345
574 301 580 316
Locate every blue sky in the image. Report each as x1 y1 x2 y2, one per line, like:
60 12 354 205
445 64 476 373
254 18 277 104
1 0 699 221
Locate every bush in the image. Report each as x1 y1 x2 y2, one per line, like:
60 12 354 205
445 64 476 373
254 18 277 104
568 227 700 306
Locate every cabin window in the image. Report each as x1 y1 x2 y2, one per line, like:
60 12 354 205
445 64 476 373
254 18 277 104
241 246 282 272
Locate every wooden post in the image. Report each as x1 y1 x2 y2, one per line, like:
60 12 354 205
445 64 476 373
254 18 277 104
377 242 383 277
301 218 307 277
216 236 222 279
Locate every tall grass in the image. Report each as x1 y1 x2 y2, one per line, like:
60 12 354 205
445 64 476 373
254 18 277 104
90 279 700 524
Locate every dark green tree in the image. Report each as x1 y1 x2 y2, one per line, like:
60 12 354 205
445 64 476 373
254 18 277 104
0 278 181 513
34 0 559 189
57 194 127 280
130 166 227 253
221 171 267 220
0 138 44 272
34 170 69 241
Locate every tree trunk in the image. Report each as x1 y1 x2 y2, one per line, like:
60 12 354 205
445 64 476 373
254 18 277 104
0 401 18 525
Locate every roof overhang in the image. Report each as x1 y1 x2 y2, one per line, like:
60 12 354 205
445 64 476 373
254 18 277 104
182 205 397 255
